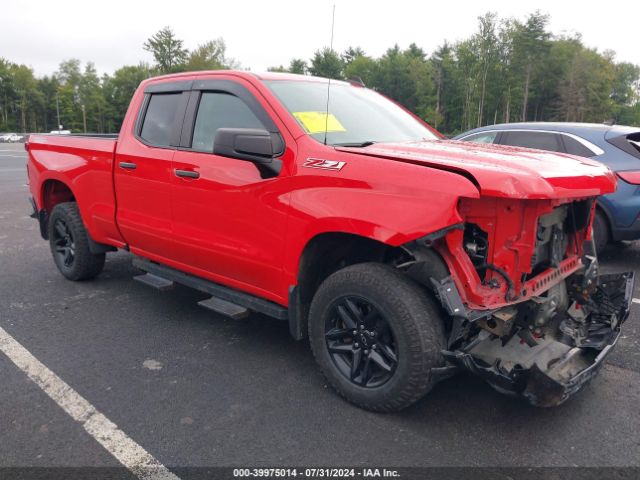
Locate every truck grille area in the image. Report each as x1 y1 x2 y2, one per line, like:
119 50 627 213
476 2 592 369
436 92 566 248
530 205 569 273
530 199 593 276
443 197 595 309
463 223 489 279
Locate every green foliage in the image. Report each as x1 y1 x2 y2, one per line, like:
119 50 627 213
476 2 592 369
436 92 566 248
143 26 188 73
186 39 238 71
102 64 153 133
342 47 366 65
309 48 344 79
1 14 639 135
612 62 640 124
366 45 435 120
344 55 377 85
289 59 308 75
268 58 308 75
268 10 638 134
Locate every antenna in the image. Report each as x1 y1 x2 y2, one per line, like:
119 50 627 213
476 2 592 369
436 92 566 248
323 4 336 146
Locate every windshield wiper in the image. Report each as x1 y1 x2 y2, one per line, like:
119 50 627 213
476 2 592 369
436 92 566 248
332 141 376 148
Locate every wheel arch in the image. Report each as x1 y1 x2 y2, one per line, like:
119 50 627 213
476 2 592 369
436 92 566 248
37 179 76 240
37 179 115 255
287 229 451 340
42 178 75 211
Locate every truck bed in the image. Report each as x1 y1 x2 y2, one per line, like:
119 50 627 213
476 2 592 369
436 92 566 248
26 134 118 161
47 133 119 138
26 133 124 248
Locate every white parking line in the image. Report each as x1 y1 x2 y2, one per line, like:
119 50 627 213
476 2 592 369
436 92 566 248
0 326 180 480
632 298 640 304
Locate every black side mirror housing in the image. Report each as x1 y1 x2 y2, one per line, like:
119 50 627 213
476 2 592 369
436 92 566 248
213 128 284 177
213 128 283 178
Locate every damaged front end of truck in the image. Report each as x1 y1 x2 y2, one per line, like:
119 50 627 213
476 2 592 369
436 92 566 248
440 267 633 407
404 197 634 407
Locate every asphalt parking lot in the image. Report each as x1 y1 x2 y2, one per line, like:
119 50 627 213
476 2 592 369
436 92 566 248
1 142 640 476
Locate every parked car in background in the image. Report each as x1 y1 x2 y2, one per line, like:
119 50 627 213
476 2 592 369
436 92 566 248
0 133 24 143
454 123 640 253
49 130 71 135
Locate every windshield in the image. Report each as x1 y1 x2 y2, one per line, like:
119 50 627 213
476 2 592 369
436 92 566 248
264 80 438 146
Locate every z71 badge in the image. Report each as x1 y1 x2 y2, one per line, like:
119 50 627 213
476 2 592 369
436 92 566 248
303 158 346 171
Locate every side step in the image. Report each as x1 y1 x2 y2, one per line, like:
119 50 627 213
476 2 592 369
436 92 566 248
132 256 288 321
198 297 249 320
133 273 175 291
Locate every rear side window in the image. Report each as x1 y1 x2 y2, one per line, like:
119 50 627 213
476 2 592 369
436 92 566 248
609 132 640 160
139 93 182 147
460 132 498 144
500 131 563 153
561 135 596 157
192 92 265 153
630 136 640 149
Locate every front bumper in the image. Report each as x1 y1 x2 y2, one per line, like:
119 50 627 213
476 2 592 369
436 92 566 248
443 271 634 407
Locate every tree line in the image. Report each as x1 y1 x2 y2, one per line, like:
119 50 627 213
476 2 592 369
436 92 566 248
1 12 638 136
0 28 237 135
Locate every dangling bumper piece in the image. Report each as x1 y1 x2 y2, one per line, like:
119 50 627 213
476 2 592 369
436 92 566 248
443 272 634 407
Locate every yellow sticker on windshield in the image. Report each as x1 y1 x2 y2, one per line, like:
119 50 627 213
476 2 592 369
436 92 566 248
292 111 346 134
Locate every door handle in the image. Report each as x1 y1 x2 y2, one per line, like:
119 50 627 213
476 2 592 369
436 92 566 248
175 169 200 179
119 162 137 170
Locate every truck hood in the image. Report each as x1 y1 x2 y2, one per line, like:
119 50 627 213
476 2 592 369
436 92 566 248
336 140 616 199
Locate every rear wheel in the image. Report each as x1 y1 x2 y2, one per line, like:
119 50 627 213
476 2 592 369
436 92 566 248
593 210 610 255
308 263 446 412
48 202 105 281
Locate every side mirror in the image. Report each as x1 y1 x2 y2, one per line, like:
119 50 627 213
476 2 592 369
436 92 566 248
213 128 283 164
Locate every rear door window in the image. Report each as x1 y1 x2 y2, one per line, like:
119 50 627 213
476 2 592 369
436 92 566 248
460 131 498 144
605 131 640 159
191 92 266 153
139 93 183 147
561 135 597 157
500 131 563 153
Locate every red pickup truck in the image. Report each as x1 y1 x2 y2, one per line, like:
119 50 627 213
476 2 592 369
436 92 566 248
26 71 633 411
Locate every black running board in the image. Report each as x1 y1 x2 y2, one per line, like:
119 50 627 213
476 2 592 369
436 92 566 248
198 297 249 320
133 273 175 291
132 257 288 321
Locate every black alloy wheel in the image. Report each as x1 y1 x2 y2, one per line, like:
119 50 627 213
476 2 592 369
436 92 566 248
48 202 106 280
325 296 398 388
309 263 446 412
52 218 76 268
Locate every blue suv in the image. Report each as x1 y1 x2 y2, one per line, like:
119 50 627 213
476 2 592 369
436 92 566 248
454 123 640 253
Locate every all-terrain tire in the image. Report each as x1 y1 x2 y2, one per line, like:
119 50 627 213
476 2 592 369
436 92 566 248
48 202 105 281
308 262 446 412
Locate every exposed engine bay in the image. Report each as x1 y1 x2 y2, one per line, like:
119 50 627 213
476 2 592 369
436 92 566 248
403 199 634 406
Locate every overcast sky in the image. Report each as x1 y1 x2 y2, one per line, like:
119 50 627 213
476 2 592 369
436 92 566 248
2 0 639 77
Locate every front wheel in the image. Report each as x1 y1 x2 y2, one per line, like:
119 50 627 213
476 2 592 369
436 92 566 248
308 263 446 412
48 202 105 281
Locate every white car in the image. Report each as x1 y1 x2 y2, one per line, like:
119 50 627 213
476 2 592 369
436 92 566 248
0 133 24 142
